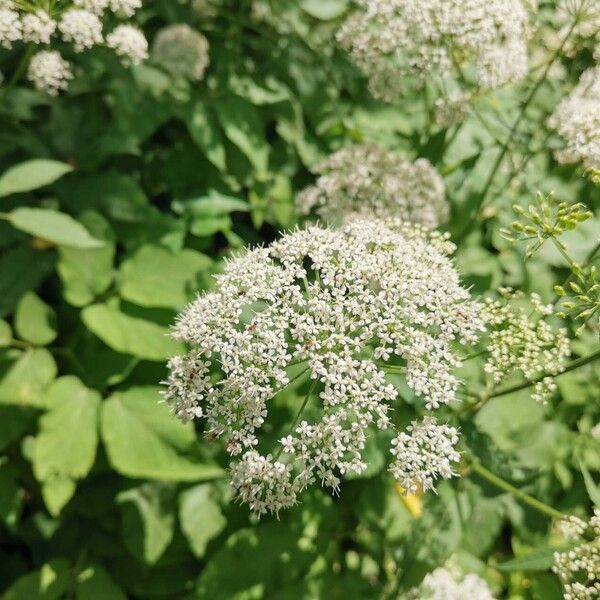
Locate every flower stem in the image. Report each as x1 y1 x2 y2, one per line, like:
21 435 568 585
0 45 35 103
456 19 579 240
469 460 563 519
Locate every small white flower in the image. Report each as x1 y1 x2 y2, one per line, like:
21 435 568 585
27 50 73 96
21 10 56 45
59 9 103 52
106 24 148 65
73 0 110 15
0 5 21 49
407 568 496 600
110 0 143 17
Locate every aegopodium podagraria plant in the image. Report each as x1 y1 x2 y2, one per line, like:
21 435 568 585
164 217 485 515
481 289 570 404
151 24 210 81
553 510 600 600
296 145 448 229
336 0 532 101
405 567 496 600
549 66 600 170
0 0 147 96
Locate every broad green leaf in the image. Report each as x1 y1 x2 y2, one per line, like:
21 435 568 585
57 212 115 307
0 319 11 347
3 559 71 600
187 102 227 171
33 377 101 515
101 387 224 481
119 245 212 309
75 563 126 600
497 546 566 571
0 348 57 407
14 292 57 346
300 0 348 19
81 303 184 361
0 159 73 197
579 460 600 508
0 244 56 317
173 190 249 217
217 94 269 172
179 484 227 558
117 483 176 565
41 477 76 518
7 208 105 249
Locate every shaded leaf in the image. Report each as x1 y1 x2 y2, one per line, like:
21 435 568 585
14 292 57 346
0 159 73 198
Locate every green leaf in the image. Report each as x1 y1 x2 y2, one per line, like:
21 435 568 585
0 244 56 317
7 208 105 249
41 477 76 518
0 319 11 347
0 348 57 407
32 376 101 515
14 292 57 346
497 546 565 571
81 303 184 361
179 484 227 558
0 405 36 451
3 559 71 600
119 245 212 310
174 190 249 217
300 0 348 19
217 94 269 172
117 482 176 565
75 563 126 600
187 102 227 171
101 387 224 481
0 159 73 198
57 212 115 307
579 460 600 508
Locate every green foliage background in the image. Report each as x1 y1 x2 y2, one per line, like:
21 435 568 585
0 0 600 598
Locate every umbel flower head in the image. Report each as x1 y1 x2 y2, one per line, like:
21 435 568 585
337 0 532 101
406 567 496 600
296 145 448 229
481 289 570 404
164 217 484 514
549 67 600 170
553 509 600 600
151 24 210 81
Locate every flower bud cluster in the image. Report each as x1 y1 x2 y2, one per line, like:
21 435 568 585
556 267 600 335
406 567 496 600
0 0 146 96
151 24 210 81
164 218 484 514
549 67 600 170
336 0 532 101
296 145 448 229
501 193 593 259
482 290 570 404
553 508 600 600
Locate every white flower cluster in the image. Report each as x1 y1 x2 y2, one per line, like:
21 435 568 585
337 0 532 101
164 218 484 514
482 291 570 404
556 0 600 46
435 92 472 129
390 417 460 494
553 509 600 600
151 24 210 81
0 0 146 95
406 567 496 600
549 67 600 170
296 145 448 229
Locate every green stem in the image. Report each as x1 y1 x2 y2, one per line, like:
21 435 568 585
0 46 35 103
487 348 600 401
456 19 579 239
469 461 563 519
